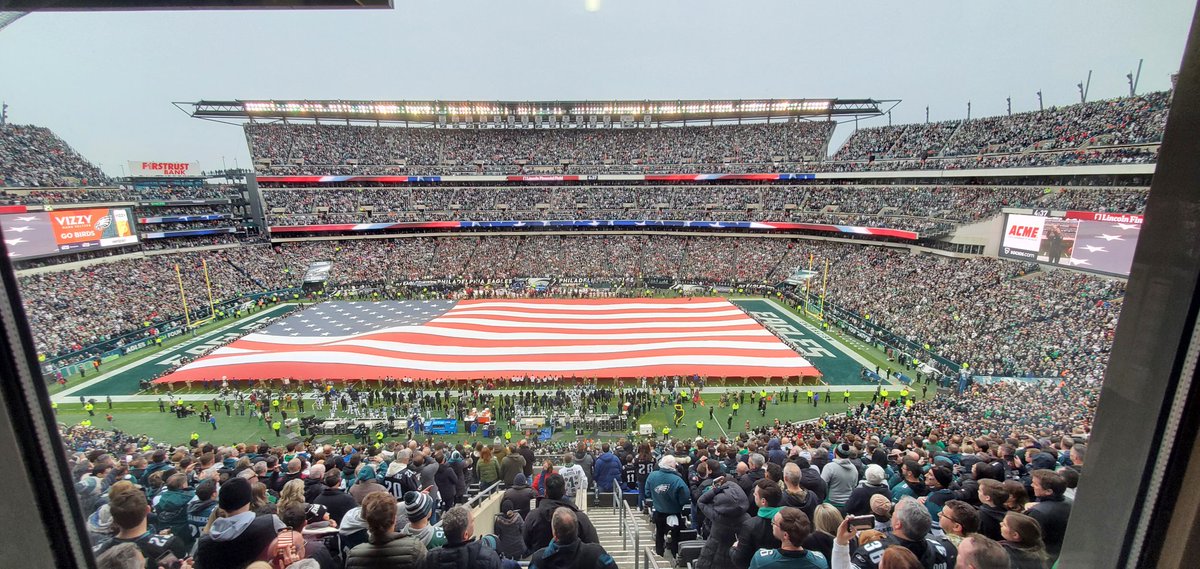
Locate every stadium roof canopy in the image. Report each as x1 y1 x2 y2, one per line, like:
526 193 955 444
181 98 895 127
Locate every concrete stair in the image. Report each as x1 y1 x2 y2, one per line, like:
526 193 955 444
587 497 672 569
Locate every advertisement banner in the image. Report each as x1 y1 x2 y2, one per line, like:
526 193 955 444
128 161 200 178
1001 214 1048 256
50 208 136 247
999 211 1141 277
1 208 138 259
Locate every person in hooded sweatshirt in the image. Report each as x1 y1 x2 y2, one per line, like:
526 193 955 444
592 443 623 493
781 463 818 524
503 473 537 520
820 444 858 511
494 499 527 560
524 473 599 553
845 464 891 517
304 464 327 504
528 507 617 569
731 479 786 569
194 477 286 569
574 443 595 490
695 472 750 569
433 451 461 511
349 463 388 505
397 490 446 550
766 438 788 467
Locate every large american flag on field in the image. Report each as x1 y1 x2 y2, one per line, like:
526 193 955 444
155 298 820 382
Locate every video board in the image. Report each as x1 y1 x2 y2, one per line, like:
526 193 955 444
0 208 138 259
1000 211 1142 278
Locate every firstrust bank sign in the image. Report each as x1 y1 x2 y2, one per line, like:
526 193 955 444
128 161 200 177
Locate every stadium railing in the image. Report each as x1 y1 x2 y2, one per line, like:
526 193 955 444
613 484 644 569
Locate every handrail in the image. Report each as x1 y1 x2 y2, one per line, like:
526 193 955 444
613 485 642 569
467 480 503 508
641 545 664 569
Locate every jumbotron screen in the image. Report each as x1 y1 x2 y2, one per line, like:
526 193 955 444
0 208 138 259
1000 211 1142 278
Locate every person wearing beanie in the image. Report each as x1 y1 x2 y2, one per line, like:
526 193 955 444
845 464 892 516
870 494 894 532
397 491 446 550
502 472 536 519
820 443 858 510
493 498 527 560
922 465 957 527
193 477 286 569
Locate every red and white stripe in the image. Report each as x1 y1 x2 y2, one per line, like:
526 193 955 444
155 298 820 382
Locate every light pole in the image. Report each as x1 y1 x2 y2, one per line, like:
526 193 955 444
925 106 929 124
1037 90 1044 112
966 101 971 121
1006 96 1012 116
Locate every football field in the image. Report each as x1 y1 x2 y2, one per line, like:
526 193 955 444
46 296 911 446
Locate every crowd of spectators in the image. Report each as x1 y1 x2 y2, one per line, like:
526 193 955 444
942 92 1171 157
20 236 1124 384
63 369 1089 569
244 92 1168 177
1 185 242 205
261 183 1148 234
0 124 108 187
833 92 1170 163
246 121 837 174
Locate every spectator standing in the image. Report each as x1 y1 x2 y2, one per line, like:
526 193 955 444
644 454 689 557
344 491 426 569
422 505 504 569
748 506 828 569
194 477 285 569
528 507 618 569
1025 470 1071 563
524 473 599 554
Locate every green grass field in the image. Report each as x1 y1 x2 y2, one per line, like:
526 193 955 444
53 388 935 447
51 296 931 447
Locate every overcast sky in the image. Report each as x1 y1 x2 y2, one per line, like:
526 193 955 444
0 0 1193 176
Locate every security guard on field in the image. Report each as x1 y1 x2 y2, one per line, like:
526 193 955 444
695 420 704 436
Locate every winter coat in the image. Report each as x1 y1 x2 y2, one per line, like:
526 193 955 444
424 538 503 569
574 450 595 486
435 463 460 507
523 497 599 553
502 484 537 520
313 487 359 525
349 479 388 505
529 537 617 569
493 510 526 559
696 481 749 545
154 488 194 545
592 452 623 492
477 458 501 488
844 483 891 516
781 487 818 525
798 465 828 503
345 532 427 569
731 506 783 569
1027 496 1071 561
644 467 689 514
500 454 527 487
